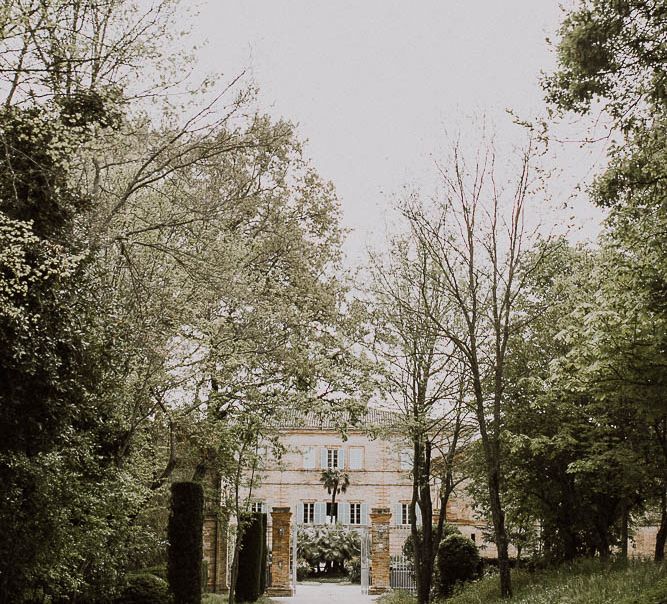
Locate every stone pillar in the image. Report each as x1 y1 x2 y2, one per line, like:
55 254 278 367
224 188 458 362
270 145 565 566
267 507 294 597
203 513 229 593
369 507 391 595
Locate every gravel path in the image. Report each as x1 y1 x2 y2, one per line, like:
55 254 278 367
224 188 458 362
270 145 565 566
269 582 380 603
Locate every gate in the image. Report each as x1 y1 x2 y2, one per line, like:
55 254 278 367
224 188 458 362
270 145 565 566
359 526 371 594
390 554 416 593
291 520 298 593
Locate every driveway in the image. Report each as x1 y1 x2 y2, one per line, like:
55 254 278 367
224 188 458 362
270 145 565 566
269 582 380 603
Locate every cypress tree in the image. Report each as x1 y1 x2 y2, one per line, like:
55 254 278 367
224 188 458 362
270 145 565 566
235 513 263 602
258 513 268 594
168 482 204 604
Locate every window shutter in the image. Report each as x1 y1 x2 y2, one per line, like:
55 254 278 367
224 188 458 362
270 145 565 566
392 503 402 525
349 448 362 470
361 503 369 526
297 502 304 524
304 447 315 469
320 448 328 469
339 502 350 525
315 502 326 524
337 448 344 469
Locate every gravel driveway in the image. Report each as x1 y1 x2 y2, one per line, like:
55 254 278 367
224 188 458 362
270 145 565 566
269 582 380 603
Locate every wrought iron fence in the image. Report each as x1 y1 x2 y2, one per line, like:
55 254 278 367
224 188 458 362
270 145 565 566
390 554 416 593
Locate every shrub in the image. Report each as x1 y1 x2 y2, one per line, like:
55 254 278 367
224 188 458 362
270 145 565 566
437 533 481 596
235 512 265 602
296 559 311 582
167 482 204 604
259 513 268 594
296 525 360 576
402 523 460 564
115 573 171 604
346 556 361 583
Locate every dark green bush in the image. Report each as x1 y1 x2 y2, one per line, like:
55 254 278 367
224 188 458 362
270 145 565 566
402 523 460 564
437 533 481 596
259 513 268 594
346 556 361 583
167 482 204 604
235 513 264 602
115 573 171 604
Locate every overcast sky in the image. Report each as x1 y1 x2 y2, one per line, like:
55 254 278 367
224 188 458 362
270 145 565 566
193 1 607 263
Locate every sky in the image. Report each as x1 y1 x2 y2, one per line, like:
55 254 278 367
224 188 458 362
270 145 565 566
192 1 608 264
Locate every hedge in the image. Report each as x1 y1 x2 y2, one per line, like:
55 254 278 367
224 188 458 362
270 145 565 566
168 482 204 604
235 512 265 602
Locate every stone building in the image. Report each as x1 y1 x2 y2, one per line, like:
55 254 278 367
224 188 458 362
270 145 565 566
244 409 494 556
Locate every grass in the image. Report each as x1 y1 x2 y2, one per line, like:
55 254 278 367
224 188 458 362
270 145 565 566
378 559 667 604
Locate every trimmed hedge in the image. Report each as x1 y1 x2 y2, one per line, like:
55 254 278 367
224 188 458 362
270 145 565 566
437 533 481 596
115 573 171 604
258 512 268 594
168 482 204 604
235 512 265 602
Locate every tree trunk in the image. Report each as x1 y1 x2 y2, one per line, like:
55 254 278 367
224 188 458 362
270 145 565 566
487 465 512 598
655 489 667 561
620 503 629 559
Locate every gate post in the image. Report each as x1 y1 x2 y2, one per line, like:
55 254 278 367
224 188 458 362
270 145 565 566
369 507 392 595
267 507 294 597
203 511 229 593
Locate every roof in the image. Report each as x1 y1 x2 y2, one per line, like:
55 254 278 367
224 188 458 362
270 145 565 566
276 407 400 431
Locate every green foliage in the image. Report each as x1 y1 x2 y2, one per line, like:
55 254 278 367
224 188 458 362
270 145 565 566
168 482 203 604
440 559 667 604
115 573 172 604
402 524 459 564
544 0 667 124
437 533 481 597
235 513 265 602
296 525 361 576
259 513 268 594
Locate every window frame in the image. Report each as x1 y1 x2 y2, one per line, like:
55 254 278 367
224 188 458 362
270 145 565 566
303 502 315 524
327 448 339 469
350 502 362 525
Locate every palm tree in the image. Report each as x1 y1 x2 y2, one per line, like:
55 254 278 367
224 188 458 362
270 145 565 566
319 468 350 523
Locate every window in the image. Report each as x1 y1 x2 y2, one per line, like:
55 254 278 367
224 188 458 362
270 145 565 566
401 503 409 525
399 449 412 471
303 446 316 469
349 447 363 470
470 533 476 543
350 503 362 525
327 448 339 469
303 502 315 524
326 502 338 523
250 501 264 513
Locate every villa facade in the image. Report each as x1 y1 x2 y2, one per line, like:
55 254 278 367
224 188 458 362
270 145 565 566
245 409 495 556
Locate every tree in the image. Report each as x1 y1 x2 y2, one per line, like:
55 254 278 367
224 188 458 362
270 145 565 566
546 0 667 560
168 482 204 604
477 240 652 562
0 1 370 600
402 135 547 598
368 231 473 604
320 469 351 523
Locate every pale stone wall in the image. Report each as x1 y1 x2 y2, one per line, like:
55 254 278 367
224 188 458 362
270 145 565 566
242 427 500 556
631 525 659 558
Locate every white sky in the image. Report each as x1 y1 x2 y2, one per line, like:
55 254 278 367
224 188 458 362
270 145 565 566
192 1 608 264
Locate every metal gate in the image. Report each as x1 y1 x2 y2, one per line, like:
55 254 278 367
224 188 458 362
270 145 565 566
360 526 371 594
291 520 298 593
